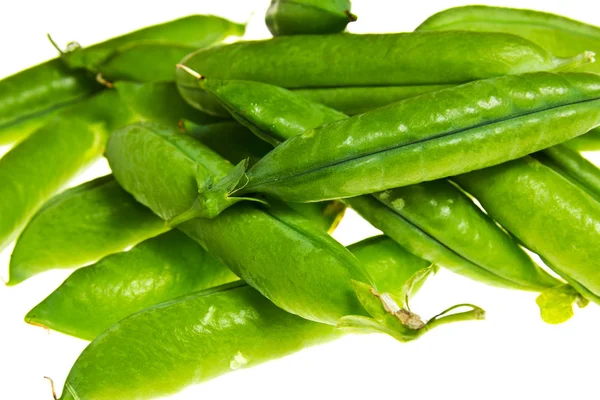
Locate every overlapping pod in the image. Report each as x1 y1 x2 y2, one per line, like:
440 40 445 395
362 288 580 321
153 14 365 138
176 31 593 116
26 230 238 340
188 72 600 206
107 122 482 338
454 157 600 309
416 5 600 153
265 0 357 36
57 236 434 400
0 91 137 254
0 15 243 147
7 176 168 285
192 77 558 293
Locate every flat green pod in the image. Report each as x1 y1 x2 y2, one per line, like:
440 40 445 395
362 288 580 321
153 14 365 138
0 90 136 255
176 31 592 116
455 156 600 305
228 72 600 203
416 5 600 73
26 230 237 340
8 176 168 285
57 236 445 399
265 0 356 36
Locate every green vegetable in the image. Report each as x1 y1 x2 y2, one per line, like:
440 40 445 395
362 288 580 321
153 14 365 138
454 156 600 308
416 5 600 73
176 31 592 116
265 0 356 36
194 77 558 292
0 90 136 254
57 236 444 400
220 72 600 203
26 230 237 340
107 122 481 338
7 176 168 285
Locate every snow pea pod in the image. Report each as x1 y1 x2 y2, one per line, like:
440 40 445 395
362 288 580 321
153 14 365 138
8 176 168 285
57 236 435 400
107 122 481 337
0 90 136 255
416 5 600 74
265 0 356 36
176 31 592 116
60 15 245 72
221 72 600 203
454 157 600 305
26 230 237 341
196 77 557 291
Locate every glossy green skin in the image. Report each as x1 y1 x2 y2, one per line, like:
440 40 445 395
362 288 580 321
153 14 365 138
265 0 355 36
97 42 198 82
8 176 168 285
115 81 224 128
454 157 600 303
537 145 600 201
26 230 237 341
205 77 557 291
0 58 100 146
416 5 600 74
177 31 580 116
107 122 370 325
239 72 600 202
0 90 135 254
199 78 346 145
107 123 234 222
63 15 245 70
59 236 426 400
565 129 600 152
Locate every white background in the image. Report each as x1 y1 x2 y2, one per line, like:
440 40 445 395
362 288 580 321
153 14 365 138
1 1 600 399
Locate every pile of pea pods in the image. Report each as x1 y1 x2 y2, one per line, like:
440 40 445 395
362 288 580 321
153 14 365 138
3 1 600 398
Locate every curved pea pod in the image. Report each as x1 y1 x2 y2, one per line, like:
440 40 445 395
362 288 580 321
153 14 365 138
565 129 600 152
0 58 100 147
265 0 356 36
7 176 168 285
176 31 592 116
60 15 245 71
26 230 237 341
56 237 444 399
218 72 600 203
416 5 600 74
536 145 600 200
107 122 482 338
346 184 558 291
0 90 136 253
454 157 600 311
115 81 224 127
194 77 558 294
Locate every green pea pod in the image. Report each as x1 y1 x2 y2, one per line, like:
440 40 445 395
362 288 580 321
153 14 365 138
7 176 168 285
0 59 101 147
0 15 243 147
454 157 600 306
176 31 592 116
26 230 237 340
107 122 482 338
57 236 444 399
192 77 558 292
60 15 245 71
209 72 600 204
265 0 357 36
114 81 224 127
415 5 600 73
0 90 136 254
536 145 600 200
564 129 600 152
